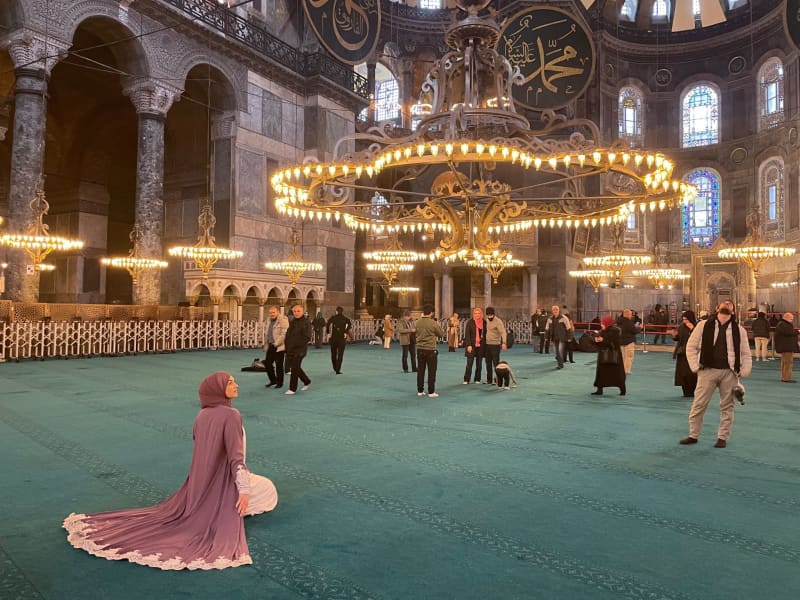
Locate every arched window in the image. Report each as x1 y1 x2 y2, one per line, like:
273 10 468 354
370 192 389 218
618 86 644 147
419 0 442 8
681 84 719 148
652 0 670 19
620 0 638 21
682 168 721 247
760 158 784 240
758 58 784 130
355 63 400 123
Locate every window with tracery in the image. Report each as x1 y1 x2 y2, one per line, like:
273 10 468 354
681 84 719 148
760 159 784 240
370 192 389 218
624 211 640 245
758 58 784 130
682 168 720 247
692 0 701 16
620 0 637 21
618 86 644 147
652 0 670 19
419 0 442 8
355 63 400 123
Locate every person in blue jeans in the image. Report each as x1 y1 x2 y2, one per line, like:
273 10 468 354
545 305 572 369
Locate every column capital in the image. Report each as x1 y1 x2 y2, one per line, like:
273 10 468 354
123 78 182 117
211 111 237 140
527 265 540 275
398 56 416 75
433 272 442 280
2 29 71 74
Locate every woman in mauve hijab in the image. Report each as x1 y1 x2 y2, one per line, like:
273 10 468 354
63 371 277 570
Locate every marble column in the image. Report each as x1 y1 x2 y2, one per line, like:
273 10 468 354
483 272 492 307
398 57 415 129
124 78 181 305
527 265 539 317
441 270 453 317
433 272 442 318
3 31 69 302
211 111 236 247
258 303 265 322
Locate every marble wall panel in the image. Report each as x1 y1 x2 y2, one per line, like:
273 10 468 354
237 148 266 217
262 90 282 141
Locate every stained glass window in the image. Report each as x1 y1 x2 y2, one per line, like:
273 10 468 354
652 0 669 19
618 86 643 146
682 168 720 246
758 58 784 130
761 159 784 240
620 0 638 21
681 84 719 148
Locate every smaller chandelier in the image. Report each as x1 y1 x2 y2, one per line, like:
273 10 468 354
771 281 797 288
719 245 796 275
264 227 323 287
569 268 615 292
366 262 414 287
169 203 243 276
631 267 690 289
36 263 56 272
465 250 523 284
0 191 84 265
102 224 169 285
389 285 420 295
583 223 652 285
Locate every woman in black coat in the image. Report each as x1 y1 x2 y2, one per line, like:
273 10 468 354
592 316 626 396
671 310 698 397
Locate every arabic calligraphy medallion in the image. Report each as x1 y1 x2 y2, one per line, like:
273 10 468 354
497 7 594 111
303 0 381 66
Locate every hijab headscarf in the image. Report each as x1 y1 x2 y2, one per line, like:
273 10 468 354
199 371 233 408
601 316 615 329
682 310 697 325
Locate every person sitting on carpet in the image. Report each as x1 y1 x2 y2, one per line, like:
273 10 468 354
63 371 278 570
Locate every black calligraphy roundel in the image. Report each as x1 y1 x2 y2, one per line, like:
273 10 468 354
784 0 800 51
303 0 381 66
497 7 595 111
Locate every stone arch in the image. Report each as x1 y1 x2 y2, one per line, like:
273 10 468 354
64 13 150 78
173 53 241 112
190 283 212 307
266 286 283 307
0 0 23 31
306 289 320 317
242 285 261 320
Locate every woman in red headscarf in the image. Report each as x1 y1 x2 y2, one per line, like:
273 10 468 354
592 316 626 396
64 371 277 570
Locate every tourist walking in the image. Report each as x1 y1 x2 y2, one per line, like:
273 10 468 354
264 305 289 389
415 305 444 397
536 309 550 353
591 316 626 396
383 315 394 350
312 311 326 349
326 306 351 374
651 304 669 344
398 311 418 373
617 308 640 375
64 372 278 570
463 307 487 384
671 310 698 397
484 307 507 384
774 312 798 383
680 301 752 448
285 304 312 395
447 312 460 352
545 305 572 369
751 311 771 362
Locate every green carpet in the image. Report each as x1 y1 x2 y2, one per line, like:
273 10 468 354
0 344 798 599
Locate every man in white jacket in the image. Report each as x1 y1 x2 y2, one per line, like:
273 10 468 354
680 301 752 448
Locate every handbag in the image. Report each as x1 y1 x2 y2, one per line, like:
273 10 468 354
597 346 620 365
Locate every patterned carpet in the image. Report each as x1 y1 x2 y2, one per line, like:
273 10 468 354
0 344 798 599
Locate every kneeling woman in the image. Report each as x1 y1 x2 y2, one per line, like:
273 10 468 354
592 316 626 396
64 371 278 570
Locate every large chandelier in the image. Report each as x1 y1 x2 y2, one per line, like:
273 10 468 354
569 268 614 292
718 208 795 274
364 235 424 286
264 227 323 287
0 191 84 266
169 203 243 276
102 224 168 285
269 0 695 259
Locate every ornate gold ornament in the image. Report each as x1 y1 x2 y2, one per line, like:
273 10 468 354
0 191 84 266
101 224 169 285
168 203 243 277
718 208 795 274
270 1 695 261
263 227 323 288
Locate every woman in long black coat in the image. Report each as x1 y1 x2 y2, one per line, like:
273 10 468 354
671 310 698 397
592 316 626 396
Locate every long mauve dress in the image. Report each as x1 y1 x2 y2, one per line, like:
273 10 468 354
63 371 277 570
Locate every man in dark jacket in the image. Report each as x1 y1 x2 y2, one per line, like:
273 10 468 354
616 309 640 375
774 312 798 383
284 304 312 395
750 311 771 362
326 306 351 374
415 305 445 397
312 311 327 349
536 309 550 353
651 304 669 344
545 305 572 369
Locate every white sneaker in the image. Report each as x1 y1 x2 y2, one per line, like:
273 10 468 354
285 390 296 395
417 392 425 397
503 386 510 390
472 381 480 384
302 384 311 391
428 392 439 398
463 381 469 385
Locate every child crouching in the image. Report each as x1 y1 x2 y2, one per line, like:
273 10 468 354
495 360 517 390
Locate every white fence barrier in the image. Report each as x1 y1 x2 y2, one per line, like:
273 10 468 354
0 318 538 363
